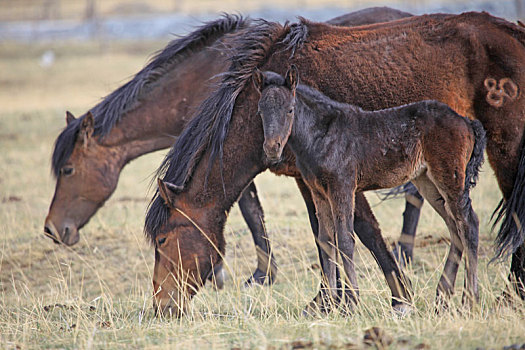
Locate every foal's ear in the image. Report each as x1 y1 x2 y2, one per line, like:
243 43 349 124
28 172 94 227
252 68 264 93
66 111 76 125
285 65 299 92
157 178 183 208
80 112 95 141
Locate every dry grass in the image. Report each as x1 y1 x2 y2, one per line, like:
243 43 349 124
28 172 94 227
1 40 524 349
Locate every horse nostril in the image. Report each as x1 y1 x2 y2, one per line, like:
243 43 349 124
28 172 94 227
44 226 61 244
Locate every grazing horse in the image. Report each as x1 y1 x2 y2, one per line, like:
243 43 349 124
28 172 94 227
146 12 525 316
255 67 485 309
44 9 413 287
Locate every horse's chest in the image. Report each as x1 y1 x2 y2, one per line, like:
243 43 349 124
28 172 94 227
297 159 332 191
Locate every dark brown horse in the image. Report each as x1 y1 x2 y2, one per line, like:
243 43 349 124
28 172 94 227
146 12 525 316
44 9 413 286
255 67 485 309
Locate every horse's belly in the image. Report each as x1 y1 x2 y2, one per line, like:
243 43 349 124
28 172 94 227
358 156 426 191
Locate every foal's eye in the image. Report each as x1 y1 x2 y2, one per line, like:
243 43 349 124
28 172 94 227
287 109 293 114
61 167 74 176
157 237 166 246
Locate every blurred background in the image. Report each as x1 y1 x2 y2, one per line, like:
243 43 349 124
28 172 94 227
1 0 524 42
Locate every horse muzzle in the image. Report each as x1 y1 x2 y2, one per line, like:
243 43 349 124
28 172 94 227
44 219 80 246
153 298 185 318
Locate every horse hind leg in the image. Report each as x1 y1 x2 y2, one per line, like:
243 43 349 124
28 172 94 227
460 203 480 307
411 175 465 310
393 182 424 267
354 192 412 313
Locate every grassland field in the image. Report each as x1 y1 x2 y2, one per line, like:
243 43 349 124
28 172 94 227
0 40 524 349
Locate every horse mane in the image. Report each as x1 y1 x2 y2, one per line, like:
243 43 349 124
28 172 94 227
51 13 249 177
145 18 307 242
296 83 358 116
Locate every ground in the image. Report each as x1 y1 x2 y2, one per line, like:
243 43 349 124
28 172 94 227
0 40 524 349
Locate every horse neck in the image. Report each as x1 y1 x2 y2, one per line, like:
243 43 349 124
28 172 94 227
98 46 230 166
289 87 350 153
181 90 266 239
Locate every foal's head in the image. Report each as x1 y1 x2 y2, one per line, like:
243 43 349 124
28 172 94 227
253 66 298 162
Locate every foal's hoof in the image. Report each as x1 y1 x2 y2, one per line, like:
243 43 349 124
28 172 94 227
243 268 275 287
461 291 479 310
392 302 413 318
302 292 334 317
302 299 331 317
434 294 452 314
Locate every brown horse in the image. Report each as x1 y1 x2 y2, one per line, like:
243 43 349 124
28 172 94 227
255 67 485 309
146 12 525 316
44 9 413 286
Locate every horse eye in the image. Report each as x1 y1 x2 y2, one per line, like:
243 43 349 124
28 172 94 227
288 109 293 114
157 237 166 246
61 167 74 176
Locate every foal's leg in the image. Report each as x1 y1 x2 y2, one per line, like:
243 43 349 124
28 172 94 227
432 178 479 306
238 181 277 286
295 178 343 295
393 182 424 266
328 182 360 310
458 203 479 306
354 193 412 310
303 193 340 314
412 175 464 308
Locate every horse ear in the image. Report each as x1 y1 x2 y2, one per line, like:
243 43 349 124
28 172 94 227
285 65 299 92
80 112 95 144
66 111 76 125
252 68 264 93
157 178 183 208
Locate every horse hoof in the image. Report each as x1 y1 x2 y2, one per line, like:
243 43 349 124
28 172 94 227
392 243 412 268
392 303 413 318
210 267 226 290
243 268 275 287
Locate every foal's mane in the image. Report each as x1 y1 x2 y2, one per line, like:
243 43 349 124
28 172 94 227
51 14 249 177
144 18 309 241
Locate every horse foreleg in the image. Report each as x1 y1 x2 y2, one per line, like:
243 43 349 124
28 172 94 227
303 193 339 315
295 178 342 297
329 183 359 313
238 181 277 287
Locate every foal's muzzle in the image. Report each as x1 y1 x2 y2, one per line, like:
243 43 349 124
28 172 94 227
263 140 283 163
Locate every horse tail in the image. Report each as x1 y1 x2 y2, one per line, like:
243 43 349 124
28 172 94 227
492 135 525 261
464 119 486 195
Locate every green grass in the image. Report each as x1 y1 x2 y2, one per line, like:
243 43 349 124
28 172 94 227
1 41 524 349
